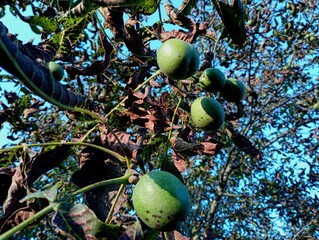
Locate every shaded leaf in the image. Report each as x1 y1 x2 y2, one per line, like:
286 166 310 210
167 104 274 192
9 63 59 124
52 203 123 239
312 101 319 109
99 124 142 162
25 145 75 186
159 2 209 42
170 136 200 153
0 207 36 233
164 2 194 29
1 163 27 220
178 0 198 15
167 231 190 240
65 31 113 77
172 150 188 173
170 135 222 157
0 167 15 204
213 0 246 46
162 158 185 183
71 134 123 221
0 22 86 109
225 122 262 159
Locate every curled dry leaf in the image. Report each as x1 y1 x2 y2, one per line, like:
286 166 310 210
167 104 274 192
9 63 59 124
170 134 223 172
170 136 222 157
225 122 262 159
0 207 36 233
0 167 16 204
166 230 190 240
71 135 123 221
154 3 209 43
99 124 143 162
65 32 113 78
0 164 27 233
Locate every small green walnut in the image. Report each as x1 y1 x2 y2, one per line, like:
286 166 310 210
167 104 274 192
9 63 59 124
220 78 246 102
132 171 191 231
157 38 200 80
198 68 226 92
48 61 64 81
191 96 225 130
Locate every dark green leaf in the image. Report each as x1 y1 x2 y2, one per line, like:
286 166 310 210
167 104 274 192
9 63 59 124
52 203 123 239
178 0 198 15
170 136 200 153
213 0 247 46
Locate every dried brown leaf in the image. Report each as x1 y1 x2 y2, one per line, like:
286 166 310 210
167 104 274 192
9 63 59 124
172 151 188 173
226 122 262 159
99 124 142 161
167 230 190 240
0 164 26 230
0 207 36 233
65 32 113 78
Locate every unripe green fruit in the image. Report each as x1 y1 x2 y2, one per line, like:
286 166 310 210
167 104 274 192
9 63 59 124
132 171 191 231
157 39 200 80
198 68 226 92
191 96 225 130
220 78 246 102
48 61 64 81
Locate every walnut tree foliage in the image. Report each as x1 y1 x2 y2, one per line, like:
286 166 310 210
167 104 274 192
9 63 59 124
0 0 319 239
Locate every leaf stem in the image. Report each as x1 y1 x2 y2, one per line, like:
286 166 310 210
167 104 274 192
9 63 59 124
105 183 125 224
0 141 126 163
70 173 132 197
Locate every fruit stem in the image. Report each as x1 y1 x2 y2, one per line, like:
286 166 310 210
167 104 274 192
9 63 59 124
70 172 132 197
105 183 125 224
0 141 126 163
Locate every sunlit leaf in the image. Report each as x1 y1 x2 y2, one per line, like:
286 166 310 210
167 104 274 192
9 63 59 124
20 183 58 203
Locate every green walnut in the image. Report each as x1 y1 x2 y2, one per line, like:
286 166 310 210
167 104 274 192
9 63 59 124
132 171 191 231
48 61 64 81
157 38 200 80
198 68 226 92
191 96 225 130
220 78 246 102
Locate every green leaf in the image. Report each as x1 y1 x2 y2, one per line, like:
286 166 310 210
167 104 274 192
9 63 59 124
26 16 60 33
52 203 123 239
54 15 89 56
92 0 159 15
178 0 198 15
16 13 60 33
20 183 58 203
